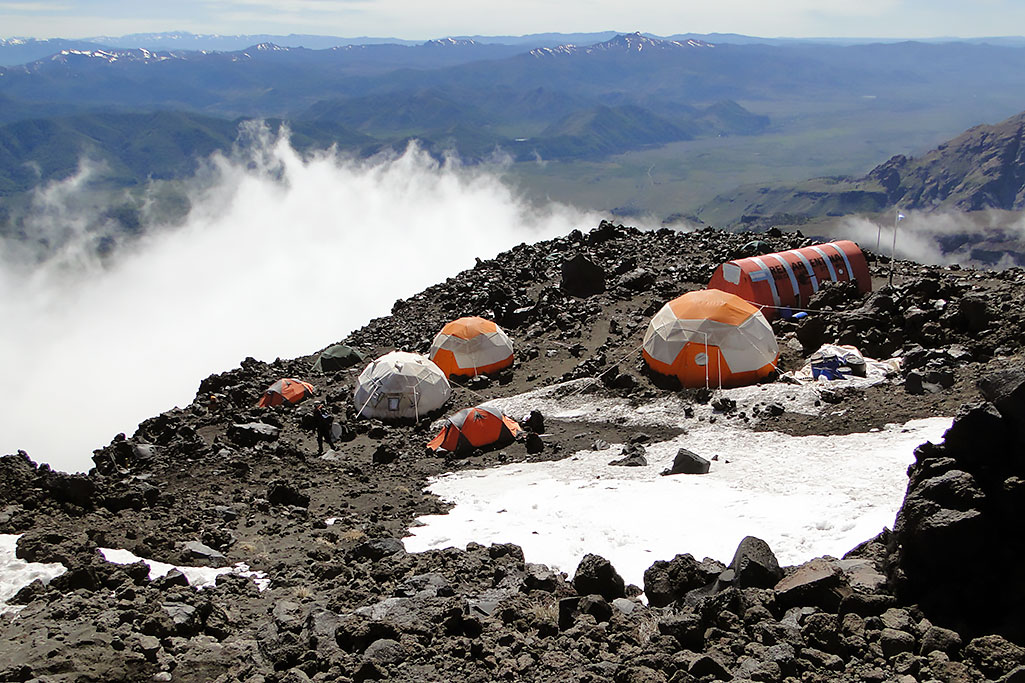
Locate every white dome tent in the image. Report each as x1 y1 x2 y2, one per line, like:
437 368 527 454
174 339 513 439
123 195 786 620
353 351 451 420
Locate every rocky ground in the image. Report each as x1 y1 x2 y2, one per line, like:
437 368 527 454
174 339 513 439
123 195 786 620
2 221 1025 683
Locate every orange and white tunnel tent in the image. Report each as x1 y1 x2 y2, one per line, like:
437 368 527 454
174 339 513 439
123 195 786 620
353 351 451 420
429 316 514 378
707 240 870 320
258 378 316 407
427 404 522 454
642 289 780 389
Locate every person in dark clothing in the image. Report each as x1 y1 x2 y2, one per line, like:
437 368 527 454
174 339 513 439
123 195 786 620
314 404 336 454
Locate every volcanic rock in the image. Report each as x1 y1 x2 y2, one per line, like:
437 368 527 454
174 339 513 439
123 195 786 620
892 369 1025 641
643 553 723 607
661 447 710 475
228 422 280 446
727 536 783 589
774 558 850 611
524 409 545 433
524 432 544 454
183 540 225 562
266 480 310 507
573 553 626 601
561 253 606 297
609 443 647 467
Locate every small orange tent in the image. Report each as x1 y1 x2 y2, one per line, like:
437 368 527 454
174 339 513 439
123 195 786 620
429 316 514 378
642 290 779 388
258 378 315 407
428 404 521 454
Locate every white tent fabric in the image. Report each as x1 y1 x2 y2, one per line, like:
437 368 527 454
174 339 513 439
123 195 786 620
644 308 777 374
353 351 451 419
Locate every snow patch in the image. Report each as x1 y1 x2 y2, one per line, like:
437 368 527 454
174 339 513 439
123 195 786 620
404 416 950 590
0 535 67 616
99 548 270 591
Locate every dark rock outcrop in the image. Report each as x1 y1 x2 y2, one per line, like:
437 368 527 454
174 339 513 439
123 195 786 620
891 368 1025 642
560 253 606 297
572 553 626 601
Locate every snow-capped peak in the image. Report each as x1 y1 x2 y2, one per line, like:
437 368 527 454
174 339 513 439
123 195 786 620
49 47 182 64
422 37 478 47
530 32 714 58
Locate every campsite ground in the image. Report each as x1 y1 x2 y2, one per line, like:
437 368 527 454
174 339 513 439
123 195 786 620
2 223 1024 681
7 225 1002 571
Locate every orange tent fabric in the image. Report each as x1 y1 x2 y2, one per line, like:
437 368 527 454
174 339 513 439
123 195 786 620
707 240 870 319
642 289 779 388
258 378 316 407
429 316 514 378
428 404 521 453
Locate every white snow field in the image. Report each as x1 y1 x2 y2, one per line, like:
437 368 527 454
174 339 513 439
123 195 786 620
403 378 951 590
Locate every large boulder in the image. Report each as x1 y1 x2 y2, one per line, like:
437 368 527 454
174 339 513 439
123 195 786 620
572 553 625 601
228 422 280 447
726 536 782 589
561 254 606 297
774 558 850 611
643 553 722 607
965 635 1025 680
891 368 1025 642
661 448 710 476
266 480 310 508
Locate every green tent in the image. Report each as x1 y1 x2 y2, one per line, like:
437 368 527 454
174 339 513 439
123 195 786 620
312 344 366 372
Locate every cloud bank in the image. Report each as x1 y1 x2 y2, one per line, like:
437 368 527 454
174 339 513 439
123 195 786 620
0 127 599 473
837 210 1025 270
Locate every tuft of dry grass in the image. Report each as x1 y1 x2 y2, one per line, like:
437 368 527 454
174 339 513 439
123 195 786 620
635 611 661 643
338 528 367 543
525 598 559 625
236 541 271 565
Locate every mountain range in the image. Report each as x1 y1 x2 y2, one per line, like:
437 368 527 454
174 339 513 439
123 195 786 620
698 109 1025 224
3 31 1025 251
7 31 1025 66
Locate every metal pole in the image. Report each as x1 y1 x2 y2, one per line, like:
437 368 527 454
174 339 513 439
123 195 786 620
888 210 900 285
703 332 710 391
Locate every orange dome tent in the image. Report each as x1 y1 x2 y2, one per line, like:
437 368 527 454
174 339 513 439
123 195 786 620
429 316 514 378
428 404 521 454
258 378 316 407
642 290 779 388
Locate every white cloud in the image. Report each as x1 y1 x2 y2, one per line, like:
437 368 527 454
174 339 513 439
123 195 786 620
837 210 1025 268
0 1 72 11
4 0 1022 41
0 126 598 473
206 0 368 9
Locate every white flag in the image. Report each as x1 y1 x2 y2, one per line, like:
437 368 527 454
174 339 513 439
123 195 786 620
897 212 906 221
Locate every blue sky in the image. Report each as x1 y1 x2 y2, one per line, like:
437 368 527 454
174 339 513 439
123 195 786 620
2 0 1022 41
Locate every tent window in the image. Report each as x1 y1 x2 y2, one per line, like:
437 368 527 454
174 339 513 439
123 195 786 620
695 352 708 366
387 397 401 411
